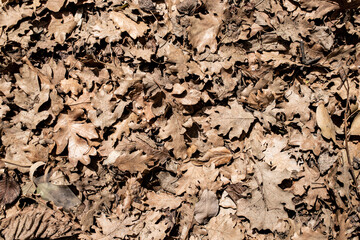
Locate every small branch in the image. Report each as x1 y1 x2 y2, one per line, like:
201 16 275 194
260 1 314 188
341 67 360 199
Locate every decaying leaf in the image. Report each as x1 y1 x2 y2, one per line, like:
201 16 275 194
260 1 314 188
35 178 81 210
1 0 360 238
0 173 20 205
0 205 80 239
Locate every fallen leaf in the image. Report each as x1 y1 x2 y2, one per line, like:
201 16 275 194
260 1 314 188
188 14 221 53
194 189 219 224
350 112 360 135
199 147 232 167
316 102 336 142
110 11 149 39
0 173 20 205
206 101 255 139
53 109 98 165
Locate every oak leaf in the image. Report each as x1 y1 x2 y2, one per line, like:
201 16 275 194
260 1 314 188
53 109 98 166
158 114 187 159
110 11 149 39
103 150 153 173
206 101 254 139
188 14 221 53
236 162 294 231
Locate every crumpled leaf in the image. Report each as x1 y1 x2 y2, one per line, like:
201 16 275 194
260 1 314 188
316 102 336 142
194 189 219 224
0 205 80 239
88 89 128 129
199 147 232 167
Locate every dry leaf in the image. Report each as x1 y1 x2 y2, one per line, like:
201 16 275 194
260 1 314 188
316 102 336 142
350 112 360 135
206 101 255 139
199 147 232 167
53 109 98 165
194 189 219 224
0 173 20 205
110 11 149 39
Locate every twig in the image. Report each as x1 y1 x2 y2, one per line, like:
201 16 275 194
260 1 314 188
340 67 360 199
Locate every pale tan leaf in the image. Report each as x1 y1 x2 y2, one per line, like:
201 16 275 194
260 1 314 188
45 0 65 12
103 150 153 173
199 147 232 167
316 102 336 142
206 101 255 139
47 13 77 44
109 11 149 39
145 191 182 210
188 14 221 53
68 134 96 165
350 112 360 135
194 189 219 224
0 5 33 28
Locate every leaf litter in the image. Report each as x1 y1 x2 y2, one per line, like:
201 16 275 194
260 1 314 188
1 0 360 239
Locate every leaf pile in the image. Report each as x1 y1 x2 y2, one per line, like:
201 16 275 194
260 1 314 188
1 0 360 239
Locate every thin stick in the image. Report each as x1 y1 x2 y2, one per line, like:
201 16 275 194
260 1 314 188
341 67 360 199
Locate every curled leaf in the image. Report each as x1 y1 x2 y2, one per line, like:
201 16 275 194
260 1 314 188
316 103 336 142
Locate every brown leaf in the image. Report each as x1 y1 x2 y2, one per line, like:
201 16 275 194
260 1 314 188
158 114 188 159
53 109 98 165
188 14 221 53
206 101 255 139
103 150 153 173
0 205 80 239
110 11 149 39
316 102 336 142
0 173 20 205
45 0 65 12
177 0 198 15
145 191 182 210
194 189 219 224
236 162 294 231
47 13 77 44
0 4 33 28
350 112 360 135
199 147 232 167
